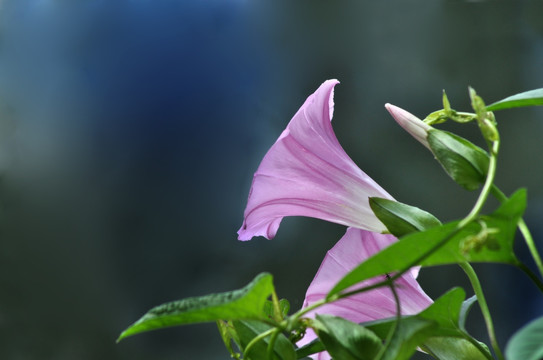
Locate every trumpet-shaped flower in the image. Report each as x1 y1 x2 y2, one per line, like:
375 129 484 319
238 80 392 241
298 228 434 359
385 103 432 150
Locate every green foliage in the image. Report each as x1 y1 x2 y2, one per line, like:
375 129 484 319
328 189 526 298
423 337 491 360
459 295 477 331
368 288 490 359
505 316 543 360
119 86 543 360
297 288 491 360
117 273 274 342
312 315 383 360
428 129 490 191
369 197 442 237
217 320 241 359
486 88 543 111
295 337 326 359
374 317 436 360
263 299 290 320
233 320 296 360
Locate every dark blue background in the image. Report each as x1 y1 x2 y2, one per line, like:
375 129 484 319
1 1 542 359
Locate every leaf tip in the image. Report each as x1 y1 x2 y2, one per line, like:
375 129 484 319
116 331 128 344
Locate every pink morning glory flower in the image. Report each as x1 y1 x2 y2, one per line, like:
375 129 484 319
298 228 434 359
385 103 432 150
238 80 393 241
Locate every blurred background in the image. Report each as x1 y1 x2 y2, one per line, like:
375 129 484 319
0 0 542 359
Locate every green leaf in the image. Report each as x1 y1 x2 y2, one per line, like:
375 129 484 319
304 318 436 360
312 315 383 360
233 320 296 360
423 337 491 360
328 190 525 297
299 290 491 360
417 288 466 335
505 316 543 360
117 273 274 342
366 288 491 360
295 338 326 359
376 318 437 360
415 287 490 359
459 295 478 332
263 299 290 320
428 129 490 191
486 88 543 111
370 197 442 237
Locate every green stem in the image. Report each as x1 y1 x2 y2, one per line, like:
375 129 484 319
375 280 401 360
491 185 543 280
459 140 499 228
459 262 504 360
243 328 275 358
517 220 543 279
266 329 280 360
517 262 543 293
289 298 326 327
455 141 504 359
288 277 405 333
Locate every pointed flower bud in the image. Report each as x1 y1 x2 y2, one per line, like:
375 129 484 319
469 87 487 122
238 80 393 241
470 87 500 142
385 103 432 150
427 130 490 190
386 103 490 191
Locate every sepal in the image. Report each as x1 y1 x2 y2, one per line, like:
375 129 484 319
369 197 441 237
427 129 490 190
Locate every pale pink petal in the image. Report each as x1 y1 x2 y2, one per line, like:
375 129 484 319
238 80 393 241
385 103 432 150
297 228 433 358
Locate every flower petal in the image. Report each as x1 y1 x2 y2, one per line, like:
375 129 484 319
298 228 433 358
238 80 392 240
385 103 432 150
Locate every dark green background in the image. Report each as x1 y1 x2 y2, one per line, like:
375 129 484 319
0 1 542 359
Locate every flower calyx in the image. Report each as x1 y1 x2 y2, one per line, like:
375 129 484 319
425 90 478 126
469 87 499 143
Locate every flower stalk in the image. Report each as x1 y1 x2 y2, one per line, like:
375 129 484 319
459 262 504 360
243 327 276 358
458 139 500 228
266 329 280 360
374 280 401 360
